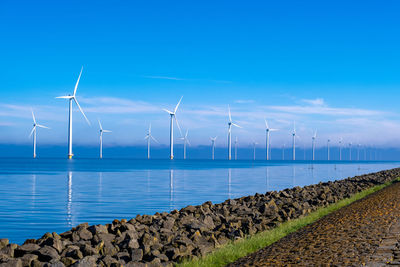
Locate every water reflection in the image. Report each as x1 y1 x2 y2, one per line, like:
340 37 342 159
228 168 232 199
169 169 174 210
67 172 73 227
31 174 36 209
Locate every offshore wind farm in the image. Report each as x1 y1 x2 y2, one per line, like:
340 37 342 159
2 1 400 266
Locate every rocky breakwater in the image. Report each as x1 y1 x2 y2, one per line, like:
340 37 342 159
1 168 400 267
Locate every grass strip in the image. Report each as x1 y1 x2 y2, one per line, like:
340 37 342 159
178 178 399 267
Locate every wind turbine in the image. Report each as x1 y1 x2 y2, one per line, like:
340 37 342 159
311 130 317 161
180 130 191 160
339 138 343 161
163 96 183 159
349 142 352 161
265 119 278 160
56 67 91 159
327 139 331 161
210 136 217 160
292 122 299 160
282 143 285 160
252 141 258 160
145 124 159 159
98 120 111 159
227 106 241 160
234 137 238 160
29 110 50 158
357 143 360 161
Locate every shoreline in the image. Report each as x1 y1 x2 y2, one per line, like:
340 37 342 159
1 168 400 266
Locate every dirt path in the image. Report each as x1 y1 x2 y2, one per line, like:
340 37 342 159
228 181 400 266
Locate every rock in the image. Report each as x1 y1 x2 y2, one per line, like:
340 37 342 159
40 237 64 253
35 246 60 262
60 257 76 266
0 244 17 258
20 253 38 266
0 258 22 267
14 243 41 257
71 256 97 267
130 248 143 261
63 245 83 259
0 240 8 250
88 225 108 235
78 229 93 240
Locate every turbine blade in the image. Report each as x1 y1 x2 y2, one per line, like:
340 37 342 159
163 108 173 114
74 98 91 125
145 135 149 140
187 139 191 146
151 135 159 144
264 118 269 129
56 96 73 99
31 109 36 124
98 119 103 130
174 96 183 113
232 123 242 128
103 130 111 133
228 105 232 122
185 130 188 138
174 116 183 137
29 126 35 138
270 129 279 132
37 125 50 129
73 66 83 96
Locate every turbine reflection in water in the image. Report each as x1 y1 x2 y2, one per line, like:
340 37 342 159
67 172 73 227
169 169 174 211
228 168 232 199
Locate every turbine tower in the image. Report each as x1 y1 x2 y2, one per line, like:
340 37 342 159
234 137 238 160
29 110 50 158
252 142 258 160
98 120 111 159
210 136 217 160
357 143 360 161
145 124 159 159
327 139 330 161
339 138 343 161
291 122 299 160
180 130 191 160
265 119 278 160
349 142 352 161
312 130 317 161
163 96 183 159
56 67 91 159
227 106 241 160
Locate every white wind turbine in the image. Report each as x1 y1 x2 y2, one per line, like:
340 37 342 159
327 139 331 161
339 138 343 161
349 142 352 161
210 136 217 160
145 124 159 159
180 130 191 160
163 96 183 159
291 122 300 160
234 136 238 160
252 141 258 160
227 105 241 160
311 130 317 161
265 119 278 160
29 110 50 158
56 67 91 159
98 120 111 159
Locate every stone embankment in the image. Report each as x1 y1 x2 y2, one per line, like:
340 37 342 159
1 168 399 266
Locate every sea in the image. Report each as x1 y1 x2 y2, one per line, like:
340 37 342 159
0 158 398 244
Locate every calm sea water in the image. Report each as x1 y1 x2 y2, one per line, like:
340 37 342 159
0 158 398 244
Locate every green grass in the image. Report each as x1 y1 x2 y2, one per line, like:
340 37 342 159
177 178 399 267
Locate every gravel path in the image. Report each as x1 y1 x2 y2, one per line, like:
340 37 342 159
228 181 400 266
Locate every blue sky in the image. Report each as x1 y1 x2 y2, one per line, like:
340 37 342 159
1 0 400 150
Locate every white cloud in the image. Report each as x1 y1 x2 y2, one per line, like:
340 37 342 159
143 75 184 81
301 98 325 106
